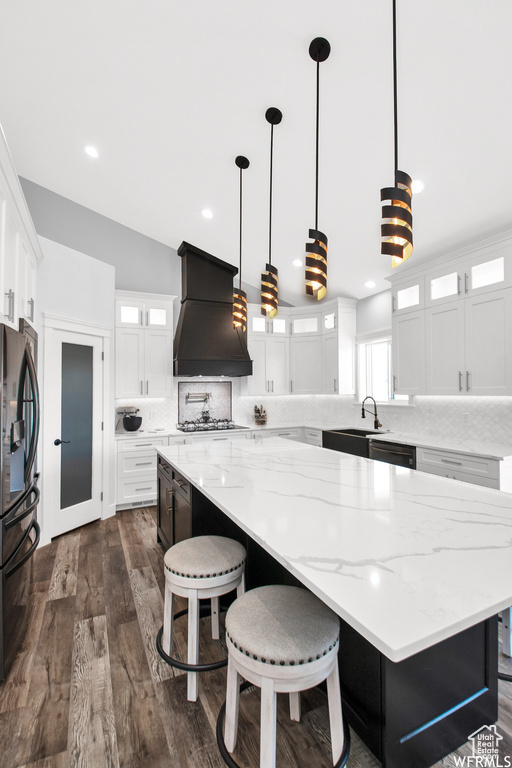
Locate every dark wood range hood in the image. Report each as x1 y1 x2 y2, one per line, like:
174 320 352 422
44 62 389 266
173 242 253 377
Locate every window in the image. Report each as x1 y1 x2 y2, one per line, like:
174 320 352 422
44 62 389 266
357 336 408 403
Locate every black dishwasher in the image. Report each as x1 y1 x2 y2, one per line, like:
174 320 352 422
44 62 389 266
369 440 416 468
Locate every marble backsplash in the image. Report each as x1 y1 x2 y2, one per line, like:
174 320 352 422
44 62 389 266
117 378 512 446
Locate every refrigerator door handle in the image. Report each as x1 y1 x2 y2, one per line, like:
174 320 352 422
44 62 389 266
4 520 40 579
23 344 40 486
4 484 40 531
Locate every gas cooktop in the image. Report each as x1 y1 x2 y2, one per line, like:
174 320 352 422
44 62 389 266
176 419 248 433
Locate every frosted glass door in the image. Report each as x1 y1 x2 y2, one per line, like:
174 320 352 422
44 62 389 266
60 343 93 509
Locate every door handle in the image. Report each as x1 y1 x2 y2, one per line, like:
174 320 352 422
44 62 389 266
466 370 470 391
54 439 71 445
459 371 463 391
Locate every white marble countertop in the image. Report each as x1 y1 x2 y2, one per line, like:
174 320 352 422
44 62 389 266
367 431 512 460
157 437 512 663
115 421 512 460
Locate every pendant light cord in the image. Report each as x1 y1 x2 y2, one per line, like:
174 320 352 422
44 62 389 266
268 123 274 266
315 58 320 231
393 0 398 176
239 166 243 290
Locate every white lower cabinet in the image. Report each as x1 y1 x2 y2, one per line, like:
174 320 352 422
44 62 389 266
255 428 302 442
416 447 499 487
116 436 172 508
301 428 322 446
186 431 249 444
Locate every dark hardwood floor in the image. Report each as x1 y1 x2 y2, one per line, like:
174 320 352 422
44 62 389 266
1 506 512 767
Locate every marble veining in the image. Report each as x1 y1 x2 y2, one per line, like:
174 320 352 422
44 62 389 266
157 437 512 662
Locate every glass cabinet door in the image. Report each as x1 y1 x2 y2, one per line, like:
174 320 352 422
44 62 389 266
391 277 424 315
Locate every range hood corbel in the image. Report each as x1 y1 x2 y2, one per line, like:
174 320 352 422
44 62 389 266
173 242 253 377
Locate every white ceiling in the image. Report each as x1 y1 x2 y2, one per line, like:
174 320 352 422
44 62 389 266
1 1 512 305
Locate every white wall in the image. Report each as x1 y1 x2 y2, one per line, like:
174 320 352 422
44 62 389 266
36 236 115 544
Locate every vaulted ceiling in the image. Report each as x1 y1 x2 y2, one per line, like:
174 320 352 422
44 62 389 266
1 1 511 305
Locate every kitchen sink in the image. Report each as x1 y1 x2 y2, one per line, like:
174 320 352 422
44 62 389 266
334 428 381 437
322 428 382 458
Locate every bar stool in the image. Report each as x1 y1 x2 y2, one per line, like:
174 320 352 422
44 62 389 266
156 535 246 701
216 585 349 768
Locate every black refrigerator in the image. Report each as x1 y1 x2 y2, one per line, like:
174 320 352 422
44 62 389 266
0 321 40 680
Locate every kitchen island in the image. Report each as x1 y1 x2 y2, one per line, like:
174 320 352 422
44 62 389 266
156 437 512 768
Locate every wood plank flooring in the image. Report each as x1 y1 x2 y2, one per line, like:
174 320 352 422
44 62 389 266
2 506 512 767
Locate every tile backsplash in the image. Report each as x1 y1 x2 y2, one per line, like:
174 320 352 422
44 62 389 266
177 381 232 422
117 379 512 446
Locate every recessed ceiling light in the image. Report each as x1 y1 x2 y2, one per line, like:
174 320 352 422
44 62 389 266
411 179 424 194
201 208 214 219
365 280 376 289
292 259 302 267
84 145 99 158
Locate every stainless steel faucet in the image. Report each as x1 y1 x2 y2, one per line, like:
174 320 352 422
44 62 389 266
361 396 382 430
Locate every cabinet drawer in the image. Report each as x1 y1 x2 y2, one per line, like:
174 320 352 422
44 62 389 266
158 455 172 477
415 447 499 480
117 436 168 452
117 451 157 479
303 428 322 446
172 469 190 502
416 463 499 489
273 428 301 441
117 476 157 504
187 431 248 443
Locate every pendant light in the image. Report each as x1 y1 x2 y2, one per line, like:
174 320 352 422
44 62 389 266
233 155 250 332
261 107 282 319
380 0 413 268
305 37 330 301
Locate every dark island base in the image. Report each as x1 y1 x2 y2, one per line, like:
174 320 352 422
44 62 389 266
157 470 499 768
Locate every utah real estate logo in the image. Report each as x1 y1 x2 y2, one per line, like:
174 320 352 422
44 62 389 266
454 724 510 767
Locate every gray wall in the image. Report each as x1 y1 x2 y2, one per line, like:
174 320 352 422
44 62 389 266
20 177 181 296
19 178 276 317
356 290 392 336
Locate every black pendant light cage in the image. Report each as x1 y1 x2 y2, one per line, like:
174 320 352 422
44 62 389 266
305 37 330 301
233 155 250 331
261 107 282 319
380 0 413 268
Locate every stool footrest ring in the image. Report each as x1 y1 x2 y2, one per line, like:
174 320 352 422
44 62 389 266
215 682 351 768
156 604 228 672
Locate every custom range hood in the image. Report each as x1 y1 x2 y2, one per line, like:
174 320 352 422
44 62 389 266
173 242 253 377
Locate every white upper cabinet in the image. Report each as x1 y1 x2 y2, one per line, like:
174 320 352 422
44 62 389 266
425 301 465 395
241 298 356 396
388 230 512 396
248 314 289 335
425 245 512 308
391 276 424 316
426 290 512 396
464 289 512 395
290 335 322 394
115 290 175 398
115 291 174 330
0 127 42 330
392 310 426 395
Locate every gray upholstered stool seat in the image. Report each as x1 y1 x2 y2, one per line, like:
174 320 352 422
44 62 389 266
158 535 246 702
164 535 246 580
225 584 340 666
218 585 347 768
